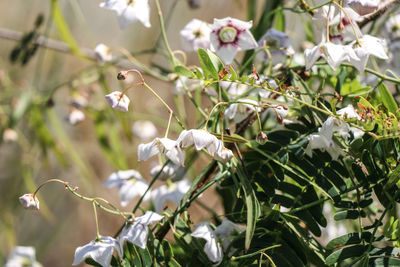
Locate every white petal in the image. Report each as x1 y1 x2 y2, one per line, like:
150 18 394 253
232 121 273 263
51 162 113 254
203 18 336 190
191 222 223 263
304 45 322 70
135 211 164 225
215 45 238 65
73 236 120 267
237 30 258 50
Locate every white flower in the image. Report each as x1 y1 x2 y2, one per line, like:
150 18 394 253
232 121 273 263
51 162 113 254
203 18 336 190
105 91 130 112
3 128 18 142
94 43 112 62
255 29 294 64
385 14 400 41
100 0 151 29
191 222 223 263
210 17 258 64
305 117 342 160
224 99 259 123
305 42 355 70
150 162 182 180
348 35 388 72
66 108 85 125
119 211 163 249
72 235 122 267
5 246 42 267
177 129 222 156
151 179 191 213
19 194 39 210
103 170 149 207
214 147 234 163
132 120 158 140
347 0 379 16
214 218 244 251
180 19 211 51
174 76 204 95
336 104 361 119
138 138 185 166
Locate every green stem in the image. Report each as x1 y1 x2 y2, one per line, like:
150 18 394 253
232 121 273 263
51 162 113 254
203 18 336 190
154 0 174 64
92 201 101 240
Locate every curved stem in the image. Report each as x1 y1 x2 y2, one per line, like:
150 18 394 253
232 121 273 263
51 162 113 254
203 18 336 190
33 179 68 197
92 201 101 240
330 0 361 45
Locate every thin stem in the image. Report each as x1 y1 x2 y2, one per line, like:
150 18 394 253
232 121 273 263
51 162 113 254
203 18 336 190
154 0 174 63
143 82 185 129
255 109 263 132
330 0 361 45
231 244 282 260
165 112 173 138
326 4 331 43
92 201 101 240
205 102 228 130
33 179 67 197
171 50 187 66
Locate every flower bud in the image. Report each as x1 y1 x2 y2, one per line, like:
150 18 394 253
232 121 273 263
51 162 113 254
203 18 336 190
256 132 268 145
117 71 128 80
19 194 39 210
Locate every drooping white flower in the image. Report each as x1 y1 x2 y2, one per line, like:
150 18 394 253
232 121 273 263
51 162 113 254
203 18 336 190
214 218 244 251
5 246 42 267
132 120 158 140
174 76 204 95
214 147 234 163
66 108 85 125
348 35 388 72
191 222 223 263
19 194 39 210
138 138 185 166
305 42 355 70
150 162 183 180
105 91 130 112
224 99 259 123
210 17 258 64
94 43 112 62
180 19 211 51
72 235 122 267
177 129 222 156
335 105 364 140
336 104 361 120
255 29 294 64
103 170 149 207
151 179 191 213
347 0 379 16
118 211 163 249
99 0 151 29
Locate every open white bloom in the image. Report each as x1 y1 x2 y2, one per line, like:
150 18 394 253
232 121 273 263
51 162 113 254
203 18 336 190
103 170 149 207
348 35 388 72
174 76 204 95
119 211 163 249
138 138 185 166
105 91 130 112
73 235 122 267
210 17 258 64
151 179 191 213
132 120 158 140
66 108 85 125
100 0 150 29
214 218 244 251
191 222 223 263
256 29 294 64
347 0 379 16
5 246 42 267
385 14 400 41
180 19 211 51
94 43 112 62
19 194 39 210
224 99 259 123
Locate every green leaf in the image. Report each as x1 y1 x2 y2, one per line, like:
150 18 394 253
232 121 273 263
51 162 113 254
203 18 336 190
274 8 285 32
229 66 238 81
236 166 261 251
334 210 366 221
197 48 218 80
326 232 372 250
384 164 400 190
51 0 84 58
378 82 398 114
174 65 195 78
325 245 366 265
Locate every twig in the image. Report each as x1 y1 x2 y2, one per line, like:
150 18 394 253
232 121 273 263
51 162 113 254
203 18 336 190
358 0 400 28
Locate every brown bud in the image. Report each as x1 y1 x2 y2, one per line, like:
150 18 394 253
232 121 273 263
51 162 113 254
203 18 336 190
256 132 268 145
117 71 128 80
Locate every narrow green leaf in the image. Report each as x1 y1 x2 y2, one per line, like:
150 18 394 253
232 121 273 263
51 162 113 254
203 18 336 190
378 82 398 113
174 65 195 78
229 66 238 81
325 245 366 265
197 48 218 80
51 0 84 58
334 210 366 221
326 232 372 250
274 8 285 31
